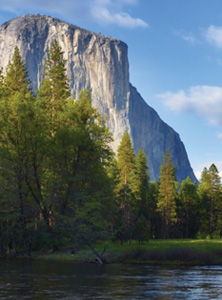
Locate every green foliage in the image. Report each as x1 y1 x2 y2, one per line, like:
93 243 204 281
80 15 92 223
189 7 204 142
1 43 222 257
115 132 137 242
135 149 150 213
134 214 150 244
39 40 70 103
198 164 222 238
0 44 115 255
178 176 200 238
115 136 151 244
4 46 31 98
157 150 178 238
148 181 160 238
38 40 71 133
117 131 136 188
0 47 34 255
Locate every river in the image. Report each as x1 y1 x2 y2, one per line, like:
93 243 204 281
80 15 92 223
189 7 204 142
0 259 222 299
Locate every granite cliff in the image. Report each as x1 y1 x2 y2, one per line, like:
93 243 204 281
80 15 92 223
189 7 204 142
0 15 196 182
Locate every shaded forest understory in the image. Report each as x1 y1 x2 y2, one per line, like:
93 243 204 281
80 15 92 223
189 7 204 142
0 41 222 258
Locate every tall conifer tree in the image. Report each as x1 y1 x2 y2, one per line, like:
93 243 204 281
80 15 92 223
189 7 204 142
39 40 70 102
198 164 222 238
38 40 71 133
157 150 177 238
135 149 150 208
178 176 199 238
0 47 32 255
134 149 150 243
4 46 31 98
116 131 137 242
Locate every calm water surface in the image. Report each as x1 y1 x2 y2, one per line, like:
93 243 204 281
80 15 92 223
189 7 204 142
0 259 222 299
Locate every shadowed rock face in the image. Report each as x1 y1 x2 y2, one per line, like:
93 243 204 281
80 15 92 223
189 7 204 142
0 14 197 182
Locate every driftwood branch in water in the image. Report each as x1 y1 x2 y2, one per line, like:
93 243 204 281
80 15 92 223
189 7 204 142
82 237 105 264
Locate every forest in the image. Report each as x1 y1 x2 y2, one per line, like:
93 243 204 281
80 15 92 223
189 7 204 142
0 40 222 257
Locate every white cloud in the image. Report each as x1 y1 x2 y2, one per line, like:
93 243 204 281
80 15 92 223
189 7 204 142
0 0 148 29
158 85 222 126
91 6 147 28
182 33 198 45
179 25 222 49
178 31 199 45
91 0 148 28
204 25 222 48
173 29 200 45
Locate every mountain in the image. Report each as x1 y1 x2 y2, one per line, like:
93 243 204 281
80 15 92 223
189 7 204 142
0 14 196 182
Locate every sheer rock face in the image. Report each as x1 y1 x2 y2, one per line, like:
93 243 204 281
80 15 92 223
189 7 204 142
0 14 196 182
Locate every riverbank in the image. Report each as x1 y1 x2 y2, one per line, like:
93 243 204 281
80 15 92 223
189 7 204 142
37 239 222 266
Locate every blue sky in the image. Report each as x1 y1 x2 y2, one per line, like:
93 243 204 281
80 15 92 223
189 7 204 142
0 0 222 180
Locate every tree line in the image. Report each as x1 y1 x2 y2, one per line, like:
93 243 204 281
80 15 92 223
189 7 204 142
0 41 221 257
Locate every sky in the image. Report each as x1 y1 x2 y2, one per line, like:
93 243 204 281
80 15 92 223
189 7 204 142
0 0 222 180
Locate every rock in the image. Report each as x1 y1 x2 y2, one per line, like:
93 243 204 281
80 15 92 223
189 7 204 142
0 14 197 182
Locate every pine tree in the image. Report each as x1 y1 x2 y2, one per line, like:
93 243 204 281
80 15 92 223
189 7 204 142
133 149 150 242
134 214 150 244
4 46 31 98
149 181 160 238
116 131 137 242
157 150 177 238
178 176 199 238
38 40 71 132
0 47 33 255
198 164 222 238
136 149 150 210
39 40 70 102
117 132 136 187
208 164 222 237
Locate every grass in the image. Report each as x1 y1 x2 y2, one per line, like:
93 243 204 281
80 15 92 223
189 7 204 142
38 239 222 265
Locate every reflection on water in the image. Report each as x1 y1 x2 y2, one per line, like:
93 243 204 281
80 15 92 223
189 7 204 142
0 259 222 299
